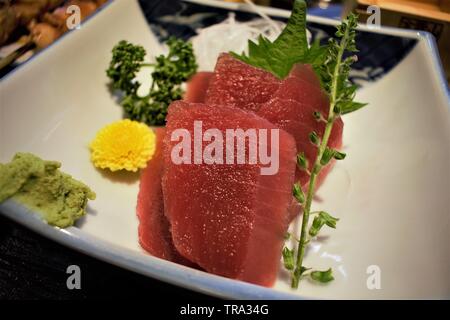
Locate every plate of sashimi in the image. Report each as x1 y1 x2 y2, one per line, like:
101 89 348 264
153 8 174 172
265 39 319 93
0 0 449 299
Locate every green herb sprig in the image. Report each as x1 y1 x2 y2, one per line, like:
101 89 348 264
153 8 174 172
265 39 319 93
106 37 197 125
231 0 325 79
234 0 367 288
289 12 363 289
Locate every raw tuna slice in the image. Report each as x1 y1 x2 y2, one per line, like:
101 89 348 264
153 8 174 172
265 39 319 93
205 53 281 112
288 63 321 88
203 53 343 220
184 72 214 103
162 101 297 286
137 128 194 266
204 53 343 186
258 64 344 188
258 98 343 187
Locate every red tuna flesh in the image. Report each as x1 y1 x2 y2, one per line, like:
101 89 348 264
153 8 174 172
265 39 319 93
205 53 281 112
204 53 343 188
184 72 214 103
137 128 195 266
288 63 321 88
258 98 343 187
258 65 343 220
258 64 344 188
162 101 297 286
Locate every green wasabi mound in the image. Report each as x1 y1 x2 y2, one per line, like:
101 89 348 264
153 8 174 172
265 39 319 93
0 152 96 228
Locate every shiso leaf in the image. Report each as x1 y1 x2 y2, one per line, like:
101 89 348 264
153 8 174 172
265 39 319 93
231 0 323 79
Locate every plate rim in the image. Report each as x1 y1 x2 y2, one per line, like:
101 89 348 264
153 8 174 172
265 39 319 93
0 200 305 300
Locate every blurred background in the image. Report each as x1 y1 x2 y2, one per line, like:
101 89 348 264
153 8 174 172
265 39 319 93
228 0 449 82
0 0 449 81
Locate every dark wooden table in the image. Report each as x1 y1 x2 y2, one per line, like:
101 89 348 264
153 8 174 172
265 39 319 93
0 214 211 300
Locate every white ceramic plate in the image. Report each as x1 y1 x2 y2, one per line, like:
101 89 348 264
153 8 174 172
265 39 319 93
1 0 449 299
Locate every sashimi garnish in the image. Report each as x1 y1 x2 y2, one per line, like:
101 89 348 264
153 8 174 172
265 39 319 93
234 0 367 288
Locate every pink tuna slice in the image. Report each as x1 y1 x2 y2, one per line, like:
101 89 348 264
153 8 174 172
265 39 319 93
288 63 321 88
258 64 343 221
204 54 344 221
162 100 297 286
137 128 196 267
258 64 343 188
184 72 214 103
205 53 281 112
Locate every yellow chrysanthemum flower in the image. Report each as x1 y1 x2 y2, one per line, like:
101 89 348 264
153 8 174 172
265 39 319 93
90 119 156 172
